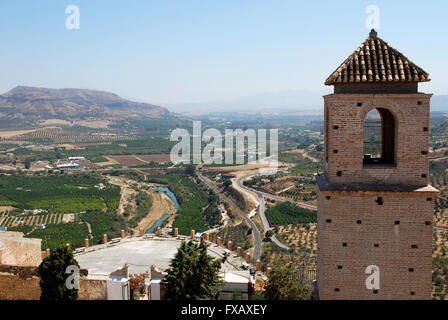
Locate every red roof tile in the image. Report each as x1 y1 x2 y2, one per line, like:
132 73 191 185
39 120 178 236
325 29 430 86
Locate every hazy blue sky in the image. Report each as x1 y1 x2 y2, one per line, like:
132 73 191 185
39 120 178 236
0 0 447 109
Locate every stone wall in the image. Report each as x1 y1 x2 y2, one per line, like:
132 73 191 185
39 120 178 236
0 232 42 267
0 265 40 300
0 264 108 300
78 277 108 300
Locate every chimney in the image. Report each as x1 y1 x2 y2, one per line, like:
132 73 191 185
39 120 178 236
174 228 178 237
227 241 232 251
266 267 272 277
204 233 209 241
46 248 50 257
237 247 242 257
84 238 89 248
256 260 261 271
157 227 161 236
66 243 70 250
121 229 125 239
139 228 144 237
191 230 195 240
103 234 107 244
217 237 221 247
246 252 251 264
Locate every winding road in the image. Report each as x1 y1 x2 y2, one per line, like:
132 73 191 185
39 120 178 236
236 174 317 211
235 173 317 251
196 165 262 265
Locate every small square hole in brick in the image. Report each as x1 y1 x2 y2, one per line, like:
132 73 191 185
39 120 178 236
334 288 340 292
326 196 331 200
333 125 339 130
421 151 428 155
337 265 343 270
425 221 432 226
333 150 338 154
374 244 379 247
423 127 428 132
326 219 332 223
409 268 414 272
421 174 427 178
356 220 362 224
417 101 423 105
342 243 347 247
411 244 418 249
337 171 342 176
375 197 383 205
395 221 400 225
410 292 415 296
373 290 378 294
357 102 363 107
427 197 433 201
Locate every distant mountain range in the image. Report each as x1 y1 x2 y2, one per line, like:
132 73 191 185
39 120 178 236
0 86 172 126
167 89 330 115
1 86 446 129
169 90 448 115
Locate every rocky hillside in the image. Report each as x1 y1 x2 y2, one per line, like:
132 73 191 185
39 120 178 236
0 86 172 124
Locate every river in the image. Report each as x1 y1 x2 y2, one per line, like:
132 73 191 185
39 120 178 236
146 186 179 234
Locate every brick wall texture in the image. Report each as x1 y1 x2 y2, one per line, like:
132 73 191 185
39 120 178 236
317 92 437 300
323 93 431 186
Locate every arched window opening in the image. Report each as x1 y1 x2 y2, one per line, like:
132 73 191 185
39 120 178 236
363 108 395 166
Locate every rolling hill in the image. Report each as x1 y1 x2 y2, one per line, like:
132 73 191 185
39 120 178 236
0 86 173 128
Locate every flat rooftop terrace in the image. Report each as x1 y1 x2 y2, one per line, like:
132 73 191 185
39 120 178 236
75 237 243 275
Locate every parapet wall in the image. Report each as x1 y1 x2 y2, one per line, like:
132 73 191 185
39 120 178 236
0 232 42 267
0 264 107 300
0 265 40 300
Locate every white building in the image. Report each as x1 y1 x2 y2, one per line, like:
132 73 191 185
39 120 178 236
68 157 86 161
57 162 80 169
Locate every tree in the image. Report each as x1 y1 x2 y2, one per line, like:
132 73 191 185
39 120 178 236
222 179 232 189
162 240 226 300
265 230 274 239
263 265 309 300
24 159 31 170
185 164 195 176
38 246 80 300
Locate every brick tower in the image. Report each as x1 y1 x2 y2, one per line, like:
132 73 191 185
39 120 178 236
316 29 439 300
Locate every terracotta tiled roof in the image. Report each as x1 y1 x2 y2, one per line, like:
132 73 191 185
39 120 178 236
325 29 430 86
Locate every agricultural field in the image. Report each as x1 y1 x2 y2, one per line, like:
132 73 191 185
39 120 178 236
244 172 317 205
0 172 123 250
260 242 316 286
108 154 171 167
0 173 119 213
430 156 448 300
209 222 253 252
275 224 317 254
278 151 322 175
14 127 135 144
0 211 66 228
265 202 316 226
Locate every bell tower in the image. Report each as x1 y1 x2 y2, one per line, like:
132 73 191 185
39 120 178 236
316 29 439 299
